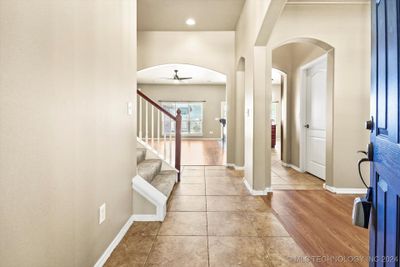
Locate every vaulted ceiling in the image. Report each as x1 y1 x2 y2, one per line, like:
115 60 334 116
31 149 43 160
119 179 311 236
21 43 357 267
138 0 246 31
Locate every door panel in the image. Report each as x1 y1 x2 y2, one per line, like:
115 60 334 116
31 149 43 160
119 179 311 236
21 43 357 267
371 0 400 266
305 58 327 179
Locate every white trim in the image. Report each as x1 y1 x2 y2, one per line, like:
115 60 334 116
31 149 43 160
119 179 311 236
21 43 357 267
225 163 245 170
299 54 328 174
323 183 367 194
281 162 304 173
132 175 167 221
137 137 179 172
94 215 134 267
131 214 162 221
243 178 272 196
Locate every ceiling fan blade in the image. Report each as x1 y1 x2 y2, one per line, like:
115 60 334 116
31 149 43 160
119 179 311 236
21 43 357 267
178 77 192 80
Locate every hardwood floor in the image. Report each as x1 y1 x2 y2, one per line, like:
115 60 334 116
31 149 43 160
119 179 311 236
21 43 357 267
181 140 226 165
263 190 369 267
152 139 226 166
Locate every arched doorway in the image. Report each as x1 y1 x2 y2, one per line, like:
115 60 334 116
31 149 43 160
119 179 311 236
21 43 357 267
270 38 334 190
137 63 228 166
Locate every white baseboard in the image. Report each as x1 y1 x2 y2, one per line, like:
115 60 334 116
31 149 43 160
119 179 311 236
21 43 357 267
132 175 167 221
281 162 304 173
323 183 367 194
131 214 163 221
225 163 245 170
243 178 272 196
94 215 134 267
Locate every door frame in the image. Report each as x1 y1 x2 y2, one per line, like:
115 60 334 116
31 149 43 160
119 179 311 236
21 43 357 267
299 54 328 173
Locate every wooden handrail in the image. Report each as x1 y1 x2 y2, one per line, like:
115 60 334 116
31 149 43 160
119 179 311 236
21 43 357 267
137 89 176 120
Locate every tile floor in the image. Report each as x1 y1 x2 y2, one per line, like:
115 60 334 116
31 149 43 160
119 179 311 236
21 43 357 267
271 142 324 190
105 166 311 267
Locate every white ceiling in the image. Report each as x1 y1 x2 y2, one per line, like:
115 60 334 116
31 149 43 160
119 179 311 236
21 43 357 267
138 64 227 85
138 0 246 31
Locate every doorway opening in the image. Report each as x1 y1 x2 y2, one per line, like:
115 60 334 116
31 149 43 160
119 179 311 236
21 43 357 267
137 63 227 166
270 39 334 190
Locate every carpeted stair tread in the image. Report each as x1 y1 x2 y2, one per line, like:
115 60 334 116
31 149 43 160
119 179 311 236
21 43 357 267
151 170 177 198
137 159 162 183
136 148 146 164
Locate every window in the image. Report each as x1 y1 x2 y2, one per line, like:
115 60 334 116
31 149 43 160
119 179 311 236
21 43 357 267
161 102 203 136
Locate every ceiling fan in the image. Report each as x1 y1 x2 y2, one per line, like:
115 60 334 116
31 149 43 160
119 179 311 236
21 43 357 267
162 70 192 81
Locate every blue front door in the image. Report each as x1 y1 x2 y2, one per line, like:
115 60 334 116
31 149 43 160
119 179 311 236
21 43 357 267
371 0 400 266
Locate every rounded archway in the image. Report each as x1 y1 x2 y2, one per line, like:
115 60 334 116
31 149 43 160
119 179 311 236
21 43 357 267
271 37 335 188
137 63 229 166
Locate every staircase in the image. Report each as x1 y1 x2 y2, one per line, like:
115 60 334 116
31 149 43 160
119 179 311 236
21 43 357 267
132 89 182 221
136 147 176 199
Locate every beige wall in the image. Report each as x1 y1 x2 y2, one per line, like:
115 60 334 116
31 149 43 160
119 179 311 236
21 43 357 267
268 3 371 188
235 1 370 190
138 31 236 163
0 1 137 266
138 84 226 139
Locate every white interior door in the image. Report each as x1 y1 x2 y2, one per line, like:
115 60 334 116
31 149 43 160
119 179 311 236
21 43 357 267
305 58 327 180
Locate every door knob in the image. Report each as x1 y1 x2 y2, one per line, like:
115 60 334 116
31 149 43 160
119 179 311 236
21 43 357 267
304 124 310 128
365 117 374 131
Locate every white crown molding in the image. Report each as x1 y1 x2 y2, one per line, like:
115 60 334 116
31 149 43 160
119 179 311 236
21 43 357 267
94 215 134 267
323 183 367 194
243 178 272 196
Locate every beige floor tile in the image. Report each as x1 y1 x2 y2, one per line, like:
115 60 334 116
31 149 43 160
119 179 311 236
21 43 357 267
181 169 205 177
146 236 208 267
205 176 233 184
125 222 161 237
105 235 155 267
168 196 206 212
180 176 205 184
183 166 205 170
233 183 252 196
206 182 240 195
246 212 290 237
263 237 312 266
158 212 207 236
207 212 257 236
242 196 271 212
173 183 205 196
206 196 247 211
205 169 241 178
208 236 266 267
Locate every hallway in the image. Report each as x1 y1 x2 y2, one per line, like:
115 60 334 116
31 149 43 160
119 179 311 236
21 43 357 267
105 166 310 266
271 142 324 190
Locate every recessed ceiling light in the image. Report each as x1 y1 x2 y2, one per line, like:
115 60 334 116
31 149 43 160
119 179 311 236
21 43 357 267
186 18 196 26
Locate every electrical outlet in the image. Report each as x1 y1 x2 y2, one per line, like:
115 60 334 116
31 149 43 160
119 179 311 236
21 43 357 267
209 131 214 134
99 203 106 224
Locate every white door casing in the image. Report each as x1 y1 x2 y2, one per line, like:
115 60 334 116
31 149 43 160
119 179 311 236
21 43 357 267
302 55 327 180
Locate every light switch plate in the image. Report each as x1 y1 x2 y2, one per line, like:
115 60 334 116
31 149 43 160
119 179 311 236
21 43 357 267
127 102 133 116
99 203 106 224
